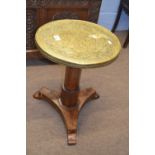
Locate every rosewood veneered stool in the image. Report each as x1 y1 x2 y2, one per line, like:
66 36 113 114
33 20 121 145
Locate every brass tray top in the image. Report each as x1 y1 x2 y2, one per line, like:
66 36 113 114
35 19 121 68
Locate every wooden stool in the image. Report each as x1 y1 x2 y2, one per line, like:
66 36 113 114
33 20 121 145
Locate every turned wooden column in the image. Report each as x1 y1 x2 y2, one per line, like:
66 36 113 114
61 67 81 107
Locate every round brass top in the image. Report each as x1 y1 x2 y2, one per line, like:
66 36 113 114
35 19 121 68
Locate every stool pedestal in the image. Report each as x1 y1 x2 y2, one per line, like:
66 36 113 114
33 66 99 145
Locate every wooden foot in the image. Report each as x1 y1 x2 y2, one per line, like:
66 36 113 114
33 87 99 145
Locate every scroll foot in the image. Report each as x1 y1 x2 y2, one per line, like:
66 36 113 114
67 130 77 145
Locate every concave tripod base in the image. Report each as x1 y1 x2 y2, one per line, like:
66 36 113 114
33 87 99 145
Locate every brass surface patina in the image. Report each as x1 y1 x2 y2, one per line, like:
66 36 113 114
35 19 121 68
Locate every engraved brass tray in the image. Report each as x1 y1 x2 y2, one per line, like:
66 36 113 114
35 19 121 68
